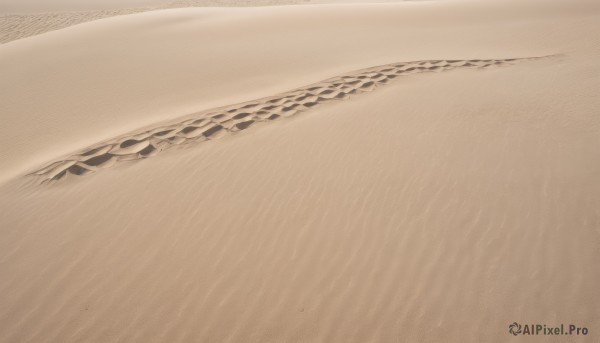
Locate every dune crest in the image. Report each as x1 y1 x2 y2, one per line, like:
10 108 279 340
0 0 306 44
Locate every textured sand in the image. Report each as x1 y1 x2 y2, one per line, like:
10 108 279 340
31 57 549 183
0 0 307 44
0 0 599 342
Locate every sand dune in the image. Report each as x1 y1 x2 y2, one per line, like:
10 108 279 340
0 0 599 342
0 1 581 183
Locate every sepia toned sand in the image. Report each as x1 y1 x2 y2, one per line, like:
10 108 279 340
0 0 599 342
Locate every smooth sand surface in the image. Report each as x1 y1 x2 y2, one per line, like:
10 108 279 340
0 0 599 342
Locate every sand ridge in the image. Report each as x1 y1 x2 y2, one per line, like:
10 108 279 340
30 56 549 184
0 0 307 44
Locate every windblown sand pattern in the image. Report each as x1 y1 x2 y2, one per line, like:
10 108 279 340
31 57 545 183
0 0 305 44
0 10 140 44
1 0 599 341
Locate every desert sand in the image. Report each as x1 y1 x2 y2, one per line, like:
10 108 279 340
0 0 599 342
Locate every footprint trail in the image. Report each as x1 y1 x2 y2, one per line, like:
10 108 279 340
31 56 549 183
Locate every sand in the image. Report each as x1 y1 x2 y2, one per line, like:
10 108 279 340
0 0 599 342
0 0 310 44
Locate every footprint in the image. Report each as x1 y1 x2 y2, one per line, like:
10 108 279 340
30 55 550 183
